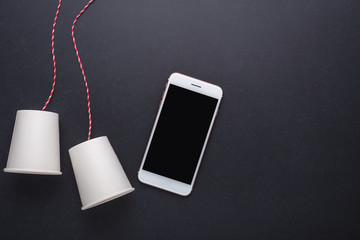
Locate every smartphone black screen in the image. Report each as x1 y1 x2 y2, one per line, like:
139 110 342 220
143 84 218 184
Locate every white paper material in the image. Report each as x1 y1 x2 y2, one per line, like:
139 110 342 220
69 136 134 210
4 110 62 175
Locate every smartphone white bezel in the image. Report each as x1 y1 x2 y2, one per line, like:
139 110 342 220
138 72 223 196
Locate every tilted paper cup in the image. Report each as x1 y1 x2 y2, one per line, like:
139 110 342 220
69 136 134 210
4 110 62 175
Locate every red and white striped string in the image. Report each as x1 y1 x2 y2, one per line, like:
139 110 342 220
42 0 62 111
72 0 94 140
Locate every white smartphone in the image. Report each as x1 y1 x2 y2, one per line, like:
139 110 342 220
138 73 223 196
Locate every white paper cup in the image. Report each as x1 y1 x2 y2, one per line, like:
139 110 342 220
4 110 62 175
69 136 134 210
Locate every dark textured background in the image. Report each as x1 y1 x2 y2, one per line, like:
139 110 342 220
1 0 360 239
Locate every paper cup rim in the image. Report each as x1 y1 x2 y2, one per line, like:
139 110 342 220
4 168 62 175
81 187 135 210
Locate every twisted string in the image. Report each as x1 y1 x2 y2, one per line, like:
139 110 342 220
71 0 94 140
42 0 62 111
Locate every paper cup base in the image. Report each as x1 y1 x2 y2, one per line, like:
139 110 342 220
81 187 134 210
4 168 62 175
